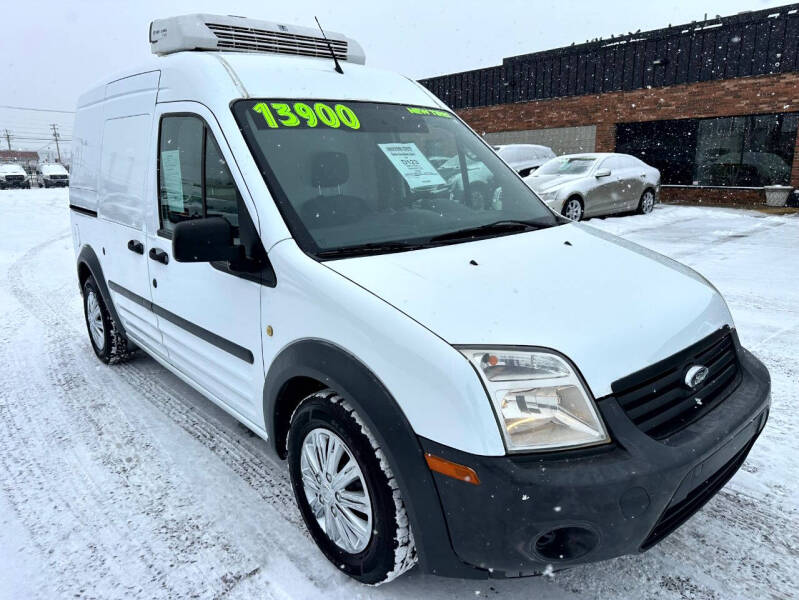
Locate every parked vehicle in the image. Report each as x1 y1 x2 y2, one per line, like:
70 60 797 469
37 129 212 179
525 153 660 221
0 163 31 189
69 14 769 585
435 152 496 206
494 143 556 176
38 163 70 188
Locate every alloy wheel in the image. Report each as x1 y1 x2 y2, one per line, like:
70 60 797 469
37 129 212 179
641 190 655 213
564 198 583 220
300 428 373 554
86 290 106 350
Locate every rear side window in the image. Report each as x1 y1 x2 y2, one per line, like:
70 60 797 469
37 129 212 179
158 115 242 236
602 156 625 171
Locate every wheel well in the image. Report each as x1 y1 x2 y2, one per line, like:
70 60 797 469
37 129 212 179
273 376 327 459
567 194 584 205
77 261 92 292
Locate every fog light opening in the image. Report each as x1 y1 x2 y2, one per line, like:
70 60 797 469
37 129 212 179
534 526 598 561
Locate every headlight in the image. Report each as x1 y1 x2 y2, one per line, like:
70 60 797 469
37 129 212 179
459 348 610 452
538 190 559 202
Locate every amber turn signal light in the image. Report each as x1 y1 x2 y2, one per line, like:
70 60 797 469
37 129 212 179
425 453 480 485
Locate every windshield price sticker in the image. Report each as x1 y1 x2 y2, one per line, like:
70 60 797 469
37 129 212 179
252 101 360 129
378 142 447 189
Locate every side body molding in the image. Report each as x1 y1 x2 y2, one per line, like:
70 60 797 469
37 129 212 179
76 244 126 337
263 338 480 578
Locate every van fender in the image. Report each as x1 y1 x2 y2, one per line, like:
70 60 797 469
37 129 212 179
263 338 480 578
76 244 126 337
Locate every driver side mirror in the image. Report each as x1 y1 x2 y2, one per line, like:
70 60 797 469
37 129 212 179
595 168 611 178
172 216 242 263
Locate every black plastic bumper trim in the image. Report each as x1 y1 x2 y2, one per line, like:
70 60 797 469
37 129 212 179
419 348 770 576
69 204 98 218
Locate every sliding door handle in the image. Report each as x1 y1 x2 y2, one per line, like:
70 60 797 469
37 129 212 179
148 248 169 265
127 240 144 255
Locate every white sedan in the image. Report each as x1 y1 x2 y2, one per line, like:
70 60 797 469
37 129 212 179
525 153 660 221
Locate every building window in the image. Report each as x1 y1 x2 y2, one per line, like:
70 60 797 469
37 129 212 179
616 113 798 187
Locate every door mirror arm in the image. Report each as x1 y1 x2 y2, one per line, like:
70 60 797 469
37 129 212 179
228 247 266 273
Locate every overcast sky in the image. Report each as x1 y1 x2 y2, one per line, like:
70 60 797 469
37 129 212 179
0 0 788 153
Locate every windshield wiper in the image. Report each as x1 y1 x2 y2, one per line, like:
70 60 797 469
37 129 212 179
316 220 553 259
316 240 427 259
427 220 549 244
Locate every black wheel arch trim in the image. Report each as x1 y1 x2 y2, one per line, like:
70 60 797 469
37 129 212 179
263 338 484 578
76 245 126 338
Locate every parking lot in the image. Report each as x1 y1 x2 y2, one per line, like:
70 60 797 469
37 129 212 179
0 189 797 600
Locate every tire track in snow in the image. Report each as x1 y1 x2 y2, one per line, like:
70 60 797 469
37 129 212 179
3 229 338 596
2 232 270 599
7 232 303 527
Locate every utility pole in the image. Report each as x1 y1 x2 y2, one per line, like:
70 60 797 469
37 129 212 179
50 124 61 163
3 129 10 150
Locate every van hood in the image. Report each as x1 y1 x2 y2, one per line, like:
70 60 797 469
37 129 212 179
0 165 26 175
325 223 733 398
41 165 68 176
525 173 584 191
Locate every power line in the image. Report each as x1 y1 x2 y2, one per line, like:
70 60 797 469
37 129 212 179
5 136 72 141
0 104 75 114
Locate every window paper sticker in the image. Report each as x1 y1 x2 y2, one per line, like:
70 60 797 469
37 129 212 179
160 150 184 212
378 143 447 189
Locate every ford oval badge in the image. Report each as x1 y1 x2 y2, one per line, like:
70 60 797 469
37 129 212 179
685 365 709 389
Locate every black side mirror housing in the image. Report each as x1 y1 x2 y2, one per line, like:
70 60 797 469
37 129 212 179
172 216 240 263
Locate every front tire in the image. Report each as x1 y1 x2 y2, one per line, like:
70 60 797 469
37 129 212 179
287 390 417 585
82 276 132 364
638 189 656 214
562 196 584 221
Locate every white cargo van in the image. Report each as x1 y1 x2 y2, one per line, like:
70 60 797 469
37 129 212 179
69 14 770 584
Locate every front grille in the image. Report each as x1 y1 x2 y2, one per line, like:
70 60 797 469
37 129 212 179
50 174 68 180
640 434 756 550
206 23 348 61
611 327 741 439
5 175 25 182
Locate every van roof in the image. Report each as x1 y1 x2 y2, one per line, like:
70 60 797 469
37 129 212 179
77 51 444 113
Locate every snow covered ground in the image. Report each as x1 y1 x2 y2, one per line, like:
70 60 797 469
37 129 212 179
0 189 797 599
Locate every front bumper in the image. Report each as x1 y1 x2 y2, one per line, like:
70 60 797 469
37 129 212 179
0 179 29 188
419 347 770 577
43 179 69 187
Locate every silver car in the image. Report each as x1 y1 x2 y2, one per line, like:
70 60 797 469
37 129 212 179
493 144 556 177
524 153 660 221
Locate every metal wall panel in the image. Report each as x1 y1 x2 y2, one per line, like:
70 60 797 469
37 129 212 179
420 4 799 110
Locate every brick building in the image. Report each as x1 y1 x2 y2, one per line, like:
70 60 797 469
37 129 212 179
0 150 40 172
420 4 799 205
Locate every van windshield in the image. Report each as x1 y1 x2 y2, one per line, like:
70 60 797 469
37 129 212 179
233 100 560 257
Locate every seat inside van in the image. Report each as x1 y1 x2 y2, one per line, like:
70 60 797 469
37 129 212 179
300 152 370 228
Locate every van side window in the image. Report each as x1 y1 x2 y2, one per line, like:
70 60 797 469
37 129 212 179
205 135 240 230
159 116 204 230
158 115 243 238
